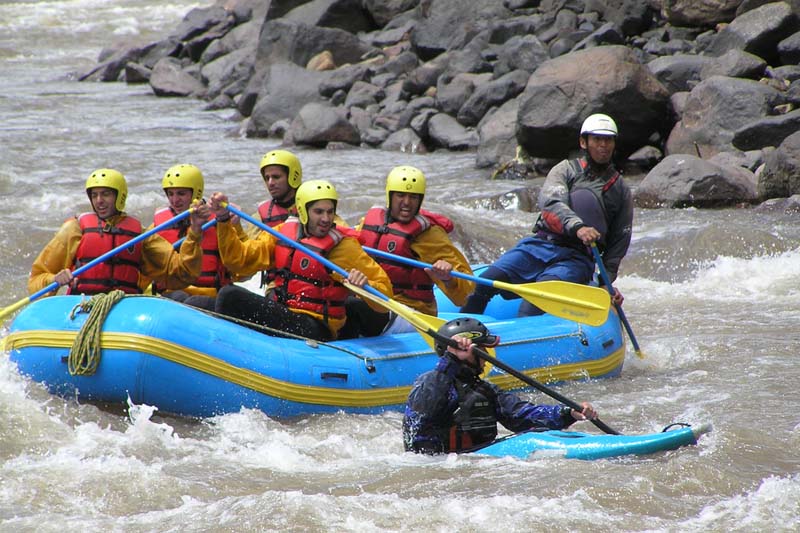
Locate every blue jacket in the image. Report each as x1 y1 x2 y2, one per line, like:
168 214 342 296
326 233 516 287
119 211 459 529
403 356 575 454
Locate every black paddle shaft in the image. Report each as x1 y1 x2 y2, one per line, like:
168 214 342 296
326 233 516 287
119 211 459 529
437 333 621 435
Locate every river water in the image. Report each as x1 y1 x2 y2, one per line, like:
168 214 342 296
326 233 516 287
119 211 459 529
1 1 799 532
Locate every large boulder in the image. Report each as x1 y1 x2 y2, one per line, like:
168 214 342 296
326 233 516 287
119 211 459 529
758 130 800 199
410 0 512 60
660 0 742 27
516 46 671 161
284 0 378 34
636 154 758 207
149 57 206 97
665 75 785 158
286 102 361 147
705 2 799 65
476 98 520 169
732 109 800 151
240 19 376 116
245 63 331 137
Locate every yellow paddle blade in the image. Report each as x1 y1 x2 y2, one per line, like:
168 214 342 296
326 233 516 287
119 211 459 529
0 295 33 323
493 279 611 326
344 283 445 349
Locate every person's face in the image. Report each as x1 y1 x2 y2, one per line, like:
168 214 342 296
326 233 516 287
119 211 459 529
88 187 118 219
262 164 293 203
164 187 194 213
580 133 616 165
305 199 335 238
389 192 422 223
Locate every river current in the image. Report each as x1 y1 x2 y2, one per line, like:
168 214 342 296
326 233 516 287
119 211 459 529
1 1 799 532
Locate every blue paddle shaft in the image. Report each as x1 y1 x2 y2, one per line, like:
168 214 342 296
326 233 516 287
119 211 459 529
173 218 217 249
224 205 389 303
364 246 485 284
591 244 641 352
29 208 194 302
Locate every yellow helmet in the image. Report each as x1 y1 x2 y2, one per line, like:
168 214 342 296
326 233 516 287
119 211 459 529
295 179 338 225
385 165 426 207
259 149 302 188
162 164 204 202
85 168 127 212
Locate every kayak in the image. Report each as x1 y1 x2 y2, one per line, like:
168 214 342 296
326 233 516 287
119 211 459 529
474 423 712 460
2 276 625 418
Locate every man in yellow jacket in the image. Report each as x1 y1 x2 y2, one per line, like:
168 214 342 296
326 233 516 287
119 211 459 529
340 166 474 337
29 168 205 297
143 163 238 311
208 179 393 341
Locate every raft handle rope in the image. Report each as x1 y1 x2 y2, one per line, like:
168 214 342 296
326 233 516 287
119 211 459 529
190 306 382 372
68 290 126 376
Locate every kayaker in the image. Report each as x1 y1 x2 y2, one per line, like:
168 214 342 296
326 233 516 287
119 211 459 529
460 113 633 316
403 317 597 454
143 163 234 310
28 168 206 297
207 179 393 341
339 165 475 338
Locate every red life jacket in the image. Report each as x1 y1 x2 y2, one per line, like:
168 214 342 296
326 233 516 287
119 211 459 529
70 212 143 295
257 199 297 288
152 207 232 292
271 219 348 323
258 199 295 227
359 207 454 303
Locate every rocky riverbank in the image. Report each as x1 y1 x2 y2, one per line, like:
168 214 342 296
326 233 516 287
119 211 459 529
78 0 800 209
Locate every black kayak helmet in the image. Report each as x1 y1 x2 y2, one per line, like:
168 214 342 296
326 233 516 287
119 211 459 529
435 317 499 356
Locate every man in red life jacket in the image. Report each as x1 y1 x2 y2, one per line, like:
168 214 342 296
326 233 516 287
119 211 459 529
29 168 205 297
461 113 633 317
254 149 302 229
145 164 233 311
207 180 393 341
339 166 475 338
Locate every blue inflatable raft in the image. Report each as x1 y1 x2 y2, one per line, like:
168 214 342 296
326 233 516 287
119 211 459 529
473 423 712 460
2 286 625 418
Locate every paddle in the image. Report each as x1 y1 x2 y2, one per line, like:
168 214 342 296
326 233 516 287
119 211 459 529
224 205 618 434
172 218 217 248
590 243 644 359
0 208 195 322
363 246 611 327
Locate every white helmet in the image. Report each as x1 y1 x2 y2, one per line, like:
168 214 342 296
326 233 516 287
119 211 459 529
580 113 618 137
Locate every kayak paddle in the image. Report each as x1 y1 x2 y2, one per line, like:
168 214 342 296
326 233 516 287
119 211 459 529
364 246 611 326
590 243 644 359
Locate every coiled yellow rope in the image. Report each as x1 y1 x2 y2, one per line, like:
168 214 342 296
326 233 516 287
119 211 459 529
68 290 125 376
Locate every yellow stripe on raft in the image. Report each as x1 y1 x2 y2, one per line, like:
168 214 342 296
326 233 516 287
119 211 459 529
3 330 624 407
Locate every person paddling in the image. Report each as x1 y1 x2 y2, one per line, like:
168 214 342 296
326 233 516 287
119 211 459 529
207 180 393 341
461 113 633 316
28 168 205 297
403 317 597 454
340 166 475 338
144 163 234 310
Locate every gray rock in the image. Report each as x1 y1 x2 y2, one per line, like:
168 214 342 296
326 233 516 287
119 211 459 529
149 57 206 97
636 154 757 207
758 130 800 199
427 113 479 150
287 102 361 147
